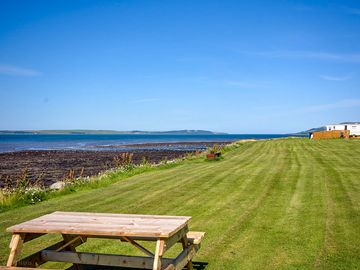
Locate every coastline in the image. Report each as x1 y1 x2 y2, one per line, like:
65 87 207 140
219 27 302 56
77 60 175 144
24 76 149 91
86 141 231 150
0 141 232 188
0 133 289 153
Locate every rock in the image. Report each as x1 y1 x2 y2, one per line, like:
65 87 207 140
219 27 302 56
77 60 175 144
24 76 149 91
49 181 66 190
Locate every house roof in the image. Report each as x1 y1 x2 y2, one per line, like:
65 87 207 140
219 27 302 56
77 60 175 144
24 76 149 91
326 123 360 126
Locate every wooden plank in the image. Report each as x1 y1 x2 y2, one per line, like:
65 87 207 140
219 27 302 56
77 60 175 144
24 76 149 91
180 235 193 270
163 244 200 270
26 216 188 227
17 237 85 267
27 212 190 227
56 236 86 252
6 225 174 238
51 211 191 220
163 226 188 255
153 239 165 270
10 217 184 226
186 232 205 245
6 234 24 267
88 232 205 244
40 213 189 224
9 223 171 231
41 250 174 269
16 222 180 231
62 235 84 270
23 233 45 243
17 241 62 267
121 236 154 257
18 231 205 245
312 130 350 140
7 212 191 238
15 222 186 231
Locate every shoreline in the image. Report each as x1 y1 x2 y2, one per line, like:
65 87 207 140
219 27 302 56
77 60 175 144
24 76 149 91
0 141 232 188
86 141 232 150
0 134 291 153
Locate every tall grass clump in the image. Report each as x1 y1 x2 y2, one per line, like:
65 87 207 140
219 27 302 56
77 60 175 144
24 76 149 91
0 169 48 210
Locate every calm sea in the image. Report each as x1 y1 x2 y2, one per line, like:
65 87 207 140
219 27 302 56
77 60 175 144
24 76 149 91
0 134 291 153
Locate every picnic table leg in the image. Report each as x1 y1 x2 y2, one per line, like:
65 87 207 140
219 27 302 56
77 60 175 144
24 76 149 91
62 234 84 270
6 233 25 266
181 236 193 270
153 239 165 270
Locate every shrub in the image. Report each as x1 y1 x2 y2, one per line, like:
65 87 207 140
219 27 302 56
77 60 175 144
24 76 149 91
113 152 134 167
208 144 222 154
20 187 47 204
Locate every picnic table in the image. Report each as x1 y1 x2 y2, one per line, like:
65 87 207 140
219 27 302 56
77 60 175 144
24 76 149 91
3 211 205 270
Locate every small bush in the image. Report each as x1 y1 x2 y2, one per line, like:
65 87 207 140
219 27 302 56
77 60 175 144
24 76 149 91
20 187 47 204
208 144 222 154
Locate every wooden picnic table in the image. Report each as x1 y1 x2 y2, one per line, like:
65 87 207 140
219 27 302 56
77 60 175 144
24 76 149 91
4 211 205 270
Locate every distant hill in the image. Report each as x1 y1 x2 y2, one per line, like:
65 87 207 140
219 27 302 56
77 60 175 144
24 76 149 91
0 129 227 135
293 126 326 137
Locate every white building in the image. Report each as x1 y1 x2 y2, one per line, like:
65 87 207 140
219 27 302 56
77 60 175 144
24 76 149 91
326 123 360 136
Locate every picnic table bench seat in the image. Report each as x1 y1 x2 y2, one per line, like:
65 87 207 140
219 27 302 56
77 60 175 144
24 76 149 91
186 232 205 245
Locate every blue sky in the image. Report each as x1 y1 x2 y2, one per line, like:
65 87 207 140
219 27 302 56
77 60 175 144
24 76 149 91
0 0 359 133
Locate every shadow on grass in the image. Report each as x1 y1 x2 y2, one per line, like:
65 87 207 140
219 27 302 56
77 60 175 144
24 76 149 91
67 262 208 269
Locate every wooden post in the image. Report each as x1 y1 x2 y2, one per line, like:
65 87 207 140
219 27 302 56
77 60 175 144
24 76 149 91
153 239 165 270
6 233 25 266
181 236 193 270
62 235 84 270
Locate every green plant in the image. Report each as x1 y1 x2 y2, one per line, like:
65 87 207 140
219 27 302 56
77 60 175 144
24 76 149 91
208 143 222 154
3 175 12 189
20 187 47 204
16 168 31 192
141 156 150 166
113 152 134 167
186 152 195 159
64 169 76 183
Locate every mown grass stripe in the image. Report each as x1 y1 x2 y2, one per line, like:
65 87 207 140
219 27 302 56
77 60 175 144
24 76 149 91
0 139 359 269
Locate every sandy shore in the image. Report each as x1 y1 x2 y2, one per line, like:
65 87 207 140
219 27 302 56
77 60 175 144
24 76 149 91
0 141 231 188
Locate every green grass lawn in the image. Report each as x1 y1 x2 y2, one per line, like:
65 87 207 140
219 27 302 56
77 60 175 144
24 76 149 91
0 138 359 269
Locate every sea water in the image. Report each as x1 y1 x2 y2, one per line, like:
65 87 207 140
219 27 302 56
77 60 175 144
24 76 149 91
0 134 291 153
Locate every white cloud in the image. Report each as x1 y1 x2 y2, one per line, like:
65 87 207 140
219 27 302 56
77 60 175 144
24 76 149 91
225 81 258 88
225 80 270 88
0 64 42 76
320 74 353 81
242 50 360 63
132 98 161 103
301 99 360 113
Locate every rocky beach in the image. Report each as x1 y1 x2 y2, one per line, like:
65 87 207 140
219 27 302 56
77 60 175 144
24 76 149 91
0 141 230 188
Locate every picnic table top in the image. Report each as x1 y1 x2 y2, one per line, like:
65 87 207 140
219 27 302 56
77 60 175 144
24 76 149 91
6 211 192 238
